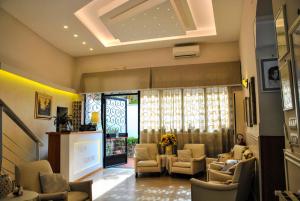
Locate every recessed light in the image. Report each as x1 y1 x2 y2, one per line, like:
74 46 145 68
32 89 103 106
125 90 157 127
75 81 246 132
82 41 86 45
73 34 78 38
63 25 69 29
167 8 170 11
89 48 94 51
156 7 160 10
158 23 161 26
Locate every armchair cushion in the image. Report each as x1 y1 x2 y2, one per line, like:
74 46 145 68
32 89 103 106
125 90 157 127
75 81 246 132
177 149 192 162
184 144 205 158
137 160 158 167
68 191 89 201
173 162 191 168
39 173 70 193
38 192 67 201
135 148 150 161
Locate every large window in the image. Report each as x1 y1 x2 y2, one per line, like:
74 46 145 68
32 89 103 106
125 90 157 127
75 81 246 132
140 87 230 133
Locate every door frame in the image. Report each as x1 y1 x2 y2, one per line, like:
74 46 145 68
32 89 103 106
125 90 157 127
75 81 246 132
101 92 140 167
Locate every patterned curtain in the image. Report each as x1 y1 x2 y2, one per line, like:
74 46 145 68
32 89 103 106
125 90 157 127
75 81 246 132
183 88 205 132
161 89 182 132
140 90 160 131
206 87 229 132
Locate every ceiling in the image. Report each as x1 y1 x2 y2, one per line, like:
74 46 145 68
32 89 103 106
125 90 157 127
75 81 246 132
0 0 244 57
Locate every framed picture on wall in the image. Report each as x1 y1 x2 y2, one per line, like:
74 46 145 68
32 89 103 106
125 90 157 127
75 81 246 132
35 92 52 119
260 58 280 92
274 4 289 61
249 77 257 125
244 97 252 127
279 60 294 111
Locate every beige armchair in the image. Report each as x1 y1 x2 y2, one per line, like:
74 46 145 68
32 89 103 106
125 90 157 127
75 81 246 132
15 160 92 201
169 144 206 176
134 143 161 177
191 157 256 201
207 146 253 182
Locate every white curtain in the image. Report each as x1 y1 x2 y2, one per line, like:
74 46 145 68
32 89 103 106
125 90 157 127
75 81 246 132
140 90 160 131
161 89 182 132
206 87 229 132
183 88 205 132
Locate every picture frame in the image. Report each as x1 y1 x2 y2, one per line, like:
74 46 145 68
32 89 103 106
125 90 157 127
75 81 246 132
249 77 257 124
260 58 280 92
244 97 252 127
279 60 294 111
274 4 289 61
35 92 52 119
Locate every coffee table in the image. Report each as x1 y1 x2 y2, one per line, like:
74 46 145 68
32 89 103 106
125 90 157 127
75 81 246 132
0 190 38 201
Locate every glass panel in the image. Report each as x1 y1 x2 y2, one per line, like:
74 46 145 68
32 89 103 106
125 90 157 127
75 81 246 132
105 98 126 134
85 93 101 125
105 138 126 156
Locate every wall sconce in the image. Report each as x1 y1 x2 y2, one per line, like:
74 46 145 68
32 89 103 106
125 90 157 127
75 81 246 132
242 79 248 88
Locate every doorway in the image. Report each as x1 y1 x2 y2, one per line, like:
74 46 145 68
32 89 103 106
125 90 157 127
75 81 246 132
101 92 140 168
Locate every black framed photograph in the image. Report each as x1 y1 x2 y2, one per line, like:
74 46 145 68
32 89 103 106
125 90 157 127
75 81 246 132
244 97 252 127
260 58 280 92
35 92 52 119
275 4 289 61
279 60 294 111
249 77 257 124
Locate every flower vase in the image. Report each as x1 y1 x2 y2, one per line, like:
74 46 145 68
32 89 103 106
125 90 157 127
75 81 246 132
165 145 173 155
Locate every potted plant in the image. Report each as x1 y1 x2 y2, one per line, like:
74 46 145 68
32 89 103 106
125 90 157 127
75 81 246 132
53 114 73 133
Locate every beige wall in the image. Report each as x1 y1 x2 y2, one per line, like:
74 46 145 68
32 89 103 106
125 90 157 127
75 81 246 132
0 8 79 162
240 0 260 154
0 8 75 89
75 42 240 90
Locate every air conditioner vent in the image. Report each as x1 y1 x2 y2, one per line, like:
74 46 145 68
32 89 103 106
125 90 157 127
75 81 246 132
173 44 200 59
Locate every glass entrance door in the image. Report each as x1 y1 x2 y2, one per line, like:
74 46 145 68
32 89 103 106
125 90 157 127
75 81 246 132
102 96 128 167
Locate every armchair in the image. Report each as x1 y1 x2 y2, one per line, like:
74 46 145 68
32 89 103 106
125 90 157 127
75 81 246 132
191 157 256 201
15 160 92 201
169 144 206 176
134 143 161 177
206 145 248 181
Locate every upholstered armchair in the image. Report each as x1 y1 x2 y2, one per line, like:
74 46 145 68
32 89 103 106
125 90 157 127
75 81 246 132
207 146 252 182
191 157 256 201
134 143 161 177
15 160 92 201
169 144 206 176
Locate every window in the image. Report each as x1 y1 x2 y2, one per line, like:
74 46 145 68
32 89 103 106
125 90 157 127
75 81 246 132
140 87 230 133
84 93 101 124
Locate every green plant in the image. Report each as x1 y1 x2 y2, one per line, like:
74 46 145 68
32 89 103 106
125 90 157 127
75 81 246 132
127 137 138 145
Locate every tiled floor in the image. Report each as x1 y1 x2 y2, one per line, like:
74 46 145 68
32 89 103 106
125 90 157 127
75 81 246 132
83 168 192 201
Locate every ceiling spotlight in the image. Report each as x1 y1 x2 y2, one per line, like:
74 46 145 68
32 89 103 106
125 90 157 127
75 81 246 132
167 8 170 11
156 7 160 10
73 34 78 38
89 48 94 51
158 23 161 26
63 25 69 29
82 41 86 45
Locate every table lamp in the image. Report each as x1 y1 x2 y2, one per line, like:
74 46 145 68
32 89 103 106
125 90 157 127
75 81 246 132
91 112 99 126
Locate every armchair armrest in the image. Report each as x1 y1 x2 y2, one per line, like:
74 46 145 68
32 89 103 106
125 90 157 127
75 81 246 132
39 192 67 201
156 155 161 169
191 155 206 162
209 162 225 171
208 169 233 182
69 180 93 200
190 178 238 191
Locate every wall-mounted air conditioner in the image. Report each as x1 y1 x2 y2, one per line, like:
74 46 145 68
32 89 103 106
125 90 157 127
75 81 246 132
172 44 200 59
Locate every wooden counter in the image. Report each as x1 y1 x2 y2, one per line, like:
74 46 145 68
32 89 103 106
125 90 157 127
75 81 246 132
46 131 103 181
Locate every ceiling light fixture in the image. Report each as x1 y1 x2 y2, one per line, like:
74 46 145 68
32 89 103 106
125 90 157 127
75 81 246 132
63 25 69 29
73 34 78 38
89 48 94 51
82 41 86 45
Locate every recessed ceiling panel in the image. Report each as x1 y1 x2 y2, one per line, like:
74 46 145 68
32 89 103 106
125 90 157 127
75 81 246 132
75 0 217 47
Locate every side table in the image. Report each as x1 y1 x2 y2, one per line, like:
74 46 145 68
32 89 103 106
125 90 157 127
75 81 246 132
160 154 176 174
0 190 38 201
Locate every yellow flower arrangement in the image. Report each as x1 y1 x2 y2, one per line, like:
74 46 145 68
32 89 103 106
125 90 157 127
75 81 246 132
160 133 177 146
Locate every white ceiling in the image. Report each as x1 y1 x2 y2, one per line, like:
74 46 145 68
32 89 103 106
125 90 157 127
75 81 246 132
0 0 243 57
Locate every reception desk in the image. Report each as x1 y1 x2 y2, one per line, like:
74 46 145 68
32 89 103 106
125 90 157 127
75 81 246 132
46 131 103 181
